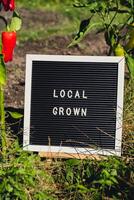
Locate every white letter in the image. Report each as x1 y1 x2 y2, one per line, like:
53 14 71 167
66 108 71 116
59 107 64 115
81 108 87 117
53 107 58 115
67 90 73 98
75 90 80 99
82 90 87 99
73 108 80 116
60 90 65 98
53 89 58 98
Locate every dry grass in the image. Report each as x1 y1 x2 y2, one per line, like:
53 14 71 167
123 79 134 156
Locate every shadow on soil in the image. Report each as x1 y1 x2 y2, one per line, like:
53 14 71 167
6 107 24 145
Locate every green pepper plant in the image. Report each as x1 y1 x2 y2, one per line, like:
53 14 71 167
69 0 134 78
0 0 22 158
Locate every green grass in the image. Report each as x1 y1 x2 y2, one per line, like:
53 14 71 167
17 0 89 19
17 0 130 44
17 0 91 42
18 19 78 43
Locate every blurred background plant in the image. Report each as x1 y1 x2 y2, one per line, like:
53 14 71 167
69 0 134 78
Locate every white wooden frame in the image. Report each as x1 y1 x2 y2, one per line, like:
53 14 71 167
23 55 125 156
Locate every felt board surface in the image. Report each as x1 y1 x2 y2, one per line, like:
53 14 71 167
29 60 118 149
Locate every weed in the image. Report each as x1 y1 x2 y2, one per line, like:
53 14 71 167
52 156 134 200
0 136 57 200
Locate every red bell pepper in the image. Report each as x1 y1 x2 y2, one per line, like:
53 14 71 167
2 31 16 63
1 0 15 11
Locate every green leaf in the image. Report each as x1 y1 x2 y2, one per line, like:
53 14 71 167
66 159 81 166
105 180 113 186
10 11 22 31
126 54 134 78
110 176 118 184
111 169 117 176
0 169 6 176
6 184 13 193
0 44 2 52
0 55 6 85
66 170 74 182
76 184 89 192
68 18 102 47
74 1 98 10
102 169 110 178
15 168 26 175
8 111 23 119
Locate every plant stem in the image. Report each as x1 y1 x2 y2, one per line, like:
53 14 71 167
108 46 113 56
0 85 6 158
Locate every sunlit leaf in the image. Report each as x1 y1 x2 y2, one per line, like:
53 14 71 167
0 55 6 85
10 11 22 31
8 111 23 119
66 159 81 166
73 1 98 10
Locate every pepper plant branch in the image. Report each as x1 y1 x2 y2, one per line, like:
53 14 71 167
73 4 130 14
108 0 118 29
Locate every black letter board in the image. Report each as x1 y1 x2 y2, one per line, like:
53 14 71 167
23 55 125 156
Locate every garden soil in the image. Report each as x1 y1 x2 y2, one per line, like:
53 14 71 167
4 8 109 108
